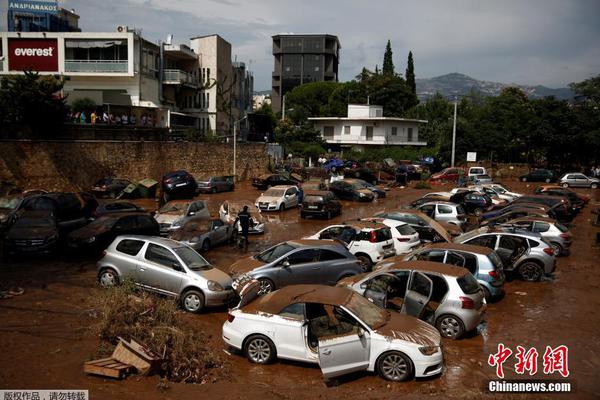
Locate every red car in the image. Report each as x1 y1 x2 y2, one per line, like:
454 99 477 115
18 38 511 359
429 167 466 183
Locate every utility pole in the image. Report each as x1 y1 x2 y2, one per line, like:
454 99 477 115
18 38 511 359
281 95 286 120
451 97 457 167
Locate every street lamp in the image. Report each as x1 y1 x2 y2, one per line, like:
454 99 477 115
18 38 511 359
233 115 248 182
451 96 457 167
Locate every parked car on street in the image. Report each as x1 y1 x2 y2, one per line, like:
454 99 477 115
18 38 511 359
97 235 234 313
339 260 487 339
161 170 198 201
229 240 363 294
519 169 556 183
223 284 443 381
361 218 421 255
329 179 375 202
374 210 452 243
417 201 468 227
93 201 145 219
255 185 300 211
503 217 572 256
454 227 556 281
4 211 59 255
252 174 297 190
219 201 265 234
170 217 235 252
466 174 493 185
403 243 505 302
559 172 599 189
429 168 465 183
300 191 342 219
91 178 131 198
467 167 487 177
154 200 209 235
68 212 159 251
303 221 396 269
196 176 235 193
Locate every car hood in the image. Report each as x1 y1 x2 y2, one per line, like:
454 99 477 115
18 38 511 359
155 213 183 224
191 267 232 288
257 195 282 203
229 257 267 276
375 312 441 347
6 226 57 240
356 189 374 196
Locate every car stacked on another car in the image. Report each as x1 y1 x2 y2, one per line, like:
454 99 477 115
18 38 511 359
360 217 421 255
161 170 198 201
169 217 235 252
417 201 468 228
255 185 300 211
300 190 342 219
374 210 453 243
449 190 495 215
513 195 575 222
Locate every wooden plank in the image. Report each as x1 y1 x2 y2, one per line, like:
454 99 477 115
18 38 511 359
83 357 133 380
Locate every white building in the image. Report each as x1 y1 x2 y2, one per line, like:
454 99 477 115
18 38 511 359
308 104 427 150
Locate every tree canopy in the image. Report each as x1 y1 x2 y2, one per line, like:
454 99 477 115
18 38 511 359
382 40 395 76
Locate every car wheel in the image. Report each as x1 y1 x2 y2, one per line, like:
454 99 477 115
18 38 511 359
201 239 211 252
561 183 569 188
356 255 373 272
257 278 275 295
279 203 285 211
518 261 543 282
521 177 527 182
376 351 413 382
550 242 563 257
436 314 465 339
181 290 205 313
244 335 276 365
98 268 119 287
592 183 598 189
474 208 483 216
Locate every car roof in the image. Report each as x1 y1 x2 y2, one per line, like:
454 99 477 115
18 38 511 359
18 210 55 219
267 185 296 190
287 239 346 248
361 217 406 227
421 201 457 207
100 212 149 219
509 216 557 224
378 259 468 278
113 235 183 248
242 284 355 315
342 220 388 230
424 242 494 255
379 209 452 242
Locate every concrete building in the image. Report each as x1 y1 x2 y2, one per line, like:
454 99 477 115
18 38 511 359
309 104 427 151
271 34 340 113
5 0 80 32
252 93 271 111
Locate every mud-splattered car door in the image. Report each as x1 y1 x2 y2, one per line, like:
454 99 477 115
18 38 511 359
400 272 433 319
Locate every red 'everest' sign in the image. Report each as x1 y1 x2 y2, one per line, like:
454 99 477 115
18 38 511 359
8 38 59 72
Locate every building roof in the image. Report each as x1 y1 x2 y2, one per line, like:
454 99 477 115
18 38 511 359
308 117 428 123
271 33 341 47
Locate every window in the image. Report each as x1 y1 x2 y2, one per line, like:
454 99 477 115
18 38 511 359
323 126 334 138
438 205 453 214
407 127 414 142
287 249 320 265
145 244 179 269
366 126 373 140
116 239 145 256
467 235 496 249
391 127 397 136
115 216 137 231
318 249 345 261
420 204 435 217
409 273 431 297
137 216 157 231
279 303 305 320
211 219 224 229
396 224 416 236
457 273 480 294
206 68 210 82
344 125 350 134
417 250 446 263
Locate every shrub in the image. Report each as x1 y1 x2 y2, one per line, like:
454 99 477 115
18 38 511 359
414 180 431 189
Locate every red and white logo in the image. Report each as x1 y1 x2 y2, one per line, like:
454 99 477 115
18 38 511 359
8 38 58 72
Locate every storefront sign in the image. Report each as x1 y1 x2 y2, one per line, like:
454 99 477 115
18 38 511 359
8 1 58 14
8 38 59 72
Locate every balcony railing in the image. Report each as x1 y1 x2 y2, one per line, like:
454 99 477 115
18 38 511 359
65 60 129 73
163 69 198 87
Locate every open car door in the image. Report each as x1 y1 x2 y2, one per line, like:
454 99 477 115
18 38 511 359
362 273 399 308
400 271 433 319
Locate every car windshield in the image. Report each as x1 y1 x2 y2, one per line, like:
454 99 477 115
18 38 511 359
14 217 54 228
345 293 389 330
264 188 285 197
159 203 188 213
0 197 20 210
304 195 323 202
471 168 484 174
478 174 491 179
494 186 507 194
173 247 212 271
351 181 370 189
457 273 481 294
89 216 118 229
256 242 297 263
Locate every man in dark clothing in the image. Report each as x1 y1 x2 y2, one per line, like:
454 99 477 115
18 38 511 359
396 164 408 186
235 205 251 250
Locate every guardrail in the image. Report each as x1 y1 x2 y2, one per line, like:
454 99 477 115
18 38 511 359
163 69 198 87
65 60 128 73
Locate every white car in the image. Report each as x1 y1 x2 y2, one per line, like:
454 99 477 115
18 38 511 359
303 221 396 269
361 217 421 255
219 200 265 234
468 166 487 177
255 185 299 212
222 284 443 381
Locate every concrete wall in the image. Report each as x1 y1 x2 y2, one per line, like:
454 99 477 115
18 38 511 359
0 141 269 192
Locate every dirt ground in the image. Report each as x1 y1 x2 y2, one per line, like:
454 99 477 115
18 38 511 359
1 180 599 399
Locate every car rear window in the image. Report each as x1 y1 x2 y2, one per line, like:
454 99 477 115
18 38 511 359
527 238 540 248
457 273 481 294
396 224 416 236
375 228 392 242
470 168 484 174
304 195 324 203
116 239 145 256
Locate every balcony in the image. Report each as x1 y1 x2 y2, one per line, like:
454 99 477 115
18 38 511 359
65 60 128 73
163 69 199 88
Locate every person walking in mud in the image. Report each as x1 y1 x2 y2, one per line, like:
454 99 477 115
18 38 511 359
235 205 251 250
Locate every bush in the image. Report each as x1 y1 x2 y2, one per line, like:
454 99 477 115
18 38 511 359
92 281 224 383
413 180 431 189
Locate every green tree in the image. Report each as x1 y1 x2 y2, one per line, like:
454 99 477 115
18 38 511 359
71 97 97 113
382 40 395 76
284 81 340 123
405 51 416 96
569 74 600 105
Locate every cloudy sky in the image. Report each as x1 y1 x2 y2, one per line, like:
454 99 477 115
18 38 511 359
60 0 600 90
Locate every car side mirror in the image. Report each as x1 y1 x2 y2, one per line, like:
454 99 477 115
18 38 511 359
357 327 365 338
281 260 290 268
172 263 184 272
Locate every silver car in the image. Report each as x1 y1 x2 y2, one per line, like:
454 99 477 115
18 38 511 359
154 200 210 235
417 201 467 228
169 218 235 252
229 239 364 294
504 217 573 256
454 227 556 282
255 185 299 211
338 260 487 339
559 172 599 189
96 235 234 313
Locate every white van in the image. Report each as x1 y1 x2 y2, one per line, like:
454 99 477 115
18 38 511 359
468 167 487 177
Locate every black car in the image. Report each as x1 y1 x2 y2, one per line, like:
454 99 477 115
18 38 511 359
514 195 574 222
91 178 131 198
480 208 550 227
328 180 375 202
519 169 556 183
16 193 88 233
252 174 296 190
197 176 235 194
535 189 584 211
162 171 198 202
449 190 493 216
350 179 386 198
411 194 450 208
4 211 59 255
300 191 342 219
344 168 379 185
67 212 159 250
93 201 145 219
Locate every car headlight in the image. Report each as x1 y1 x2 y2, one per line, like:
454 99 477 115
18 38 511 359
270 201 278 205
207 280 224 291
419 346 439 356
85 236 96 244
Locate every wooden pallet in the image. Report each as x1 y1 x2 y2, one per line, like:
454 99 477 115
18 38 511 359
84 357 134 379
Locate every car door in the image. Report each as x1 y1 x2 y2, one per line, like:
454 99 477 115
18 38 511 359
137 243 185 295
209 219 228 245
362 273 399 308
275 303 309 360
318 225 345 240
276 249 321 286
495 235 518 267
317 305 370 379
285 187 299 207
419 204 436 219
413 249 447 263
400 271 433 318
573 173 589 187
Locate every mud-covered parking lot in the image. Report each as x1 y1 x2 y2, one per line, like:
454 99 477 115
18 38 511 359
1 180 600 400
